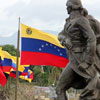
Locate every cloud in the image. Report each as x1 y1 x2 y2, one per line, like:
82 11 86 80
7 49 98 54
0 0 100 38
25 18 65 31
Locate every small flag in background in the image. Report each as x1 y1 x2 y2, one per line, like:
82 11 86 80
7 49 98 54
0 57 7 87
0 48 25 79
0 47 13 73
20 66 29 76
21 24 69 68
20 70 34 83
1 58 12 73
9 68 22 79
0 67 7 87
9 56 30 79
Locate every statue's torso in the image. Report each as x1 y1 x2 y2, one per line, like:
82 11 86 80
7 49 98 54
64 17 87 52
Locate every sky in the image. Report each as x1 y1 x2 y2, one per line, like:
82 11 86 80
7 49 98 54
0 0 100 37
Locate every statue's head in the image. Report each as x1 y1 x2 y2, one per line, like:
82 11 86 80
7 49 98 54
66 0 83 14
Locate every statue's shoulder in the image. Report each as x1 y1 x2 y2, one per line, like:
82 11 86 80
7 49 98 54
76 16 89 25
65 18 70 22
77 16 88 22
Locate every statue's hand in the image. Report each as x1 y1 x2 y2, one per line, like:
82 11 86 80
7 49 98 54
78 62 90 71
85 55 94 65
62 38 73 50
58 34 65 42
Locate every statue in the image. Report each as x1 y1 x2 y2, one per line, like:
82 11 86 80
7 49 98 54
55 0 100 100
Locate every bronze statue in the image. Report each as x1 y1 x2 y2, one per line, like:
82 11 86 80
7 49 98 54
55 0 100 100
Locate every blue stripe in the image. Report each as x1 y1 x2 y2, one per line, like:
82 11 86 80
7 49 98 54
12 63 16 68
21 38 68 58
0 57 1 66
28 72 30 78
0 57 16 68
2 58 12 66
24 67 29 72
12 71 22 75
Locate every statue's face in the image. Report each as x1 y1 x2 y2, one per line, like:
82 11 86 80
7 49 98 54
67 6 72 14
66 1 73 14
66 0 82 14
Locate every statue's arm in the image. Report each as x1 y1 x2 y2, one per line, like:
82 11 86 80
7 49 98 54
58 22 72 49
58 30 66 43
77 17 96 65
58 18 69 42
58 22 67 46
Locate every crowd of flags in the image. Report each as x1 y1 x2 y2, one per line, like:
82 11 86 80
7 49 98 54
0 23 69 87
0 47 34 87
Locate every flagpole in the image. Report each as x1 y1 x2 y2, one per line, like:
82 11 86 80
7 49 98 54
15 17 20 100
8 77 11 99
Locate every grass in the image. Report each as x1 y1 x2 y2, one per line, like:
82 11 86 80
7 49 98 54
0 82 79 100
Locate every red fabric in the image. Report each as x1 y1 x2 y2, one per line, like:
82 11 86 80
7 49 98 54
21 51 69 68
20 72 28 76
2 66 12 72
9 72 16 79
0 66 7 87
30 73 34 80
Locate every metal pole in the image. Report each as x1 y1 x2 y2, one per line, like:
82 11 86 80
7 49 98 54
8 77 11 99
15 17 20 100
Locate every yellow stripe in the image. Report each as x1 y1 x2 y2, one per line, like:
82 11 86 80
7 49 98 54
21 24 63 48
0 48 25 72
20 76 32 83
5 72 10 74
0 50 13 60
11 56 25 72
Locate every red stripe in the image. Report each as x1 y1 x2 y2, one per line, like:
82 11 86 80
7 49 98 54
9 72 16 79
21 51 69 68
2 66 12 72
0 66 7 87
30 73 34 80
20 72 28 76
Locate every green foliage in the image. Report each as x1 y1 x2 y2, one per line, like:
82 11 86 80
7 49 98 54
2 45 19 56
32 65 63 86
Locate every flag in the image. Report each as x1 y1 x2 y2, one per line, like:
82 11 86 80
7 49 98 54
21 24 69 68
20 70 34 83
20 66 29 76
0 57 7 87
28 70 34 80
0 48 24 73
0 57 11 79
11 56 25 72
0 47 12 60
9 68 22 78
0 67 7 87
1 58 12 72
0 47 13 73
9 56 25 78
9 66 29 78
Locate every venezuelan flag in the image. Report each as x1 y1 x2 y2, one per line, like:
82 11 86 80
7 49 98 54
0 67 7 87
20 66 29 76
9 56 25 78
0 47 24 73
0 57 7 87
28 70 34 80
21 24 69 68
9 68 22 78
11 56 25 72
10 66 29 78
0 47 13 73
1 58 12 72
20 70 33 83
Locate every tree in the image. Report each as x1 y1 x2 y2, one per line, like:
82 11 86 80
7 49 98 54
2 45 19 56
